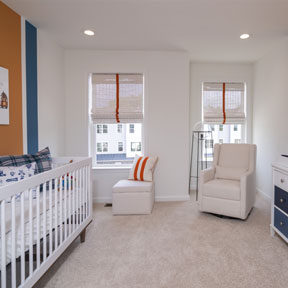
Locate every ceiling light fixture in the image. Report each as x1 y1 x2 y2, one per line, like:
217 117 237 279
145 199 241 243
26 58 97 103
240 33 250 40
84 30 95 36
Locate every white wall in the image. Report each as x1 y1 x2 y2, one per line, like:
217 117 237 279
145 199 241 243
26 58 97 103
37 30 65 156
64 50 190 202
253 38 288 198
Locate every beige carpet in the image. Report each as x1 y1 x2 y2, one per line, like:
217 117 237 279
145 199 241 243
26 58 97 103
35 194 288 288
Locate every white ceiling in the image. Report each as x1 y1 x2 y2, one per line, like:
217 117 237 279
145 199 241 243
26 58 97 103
3 0 288 62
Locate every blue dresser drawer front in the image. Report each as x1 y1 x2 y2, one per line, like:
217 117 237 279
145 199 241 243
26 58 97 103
274 208 288 239
275 186 288 214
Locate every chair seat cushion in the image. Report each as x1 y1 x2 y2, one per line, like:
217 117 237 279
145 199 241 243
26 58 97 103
203 179 240 201
113 179 154 193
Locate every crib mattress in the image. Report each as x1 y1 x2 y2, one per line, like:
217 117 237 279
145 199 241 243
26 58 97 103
0 188 86 267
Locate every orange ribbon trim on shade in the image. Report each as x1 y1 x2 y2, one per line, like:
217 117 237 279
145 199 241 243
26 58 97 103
134 157 143 180
222 82 226 124
140 157 149 181
116 74 120 123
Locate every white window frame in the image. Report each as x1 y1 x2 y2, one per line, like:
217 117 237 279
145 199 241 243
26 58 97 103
201 82 248 145
89 73 146 169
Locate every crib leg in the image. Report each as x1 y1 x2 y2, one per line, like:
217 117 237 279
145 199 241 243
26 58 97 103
80 228 86 243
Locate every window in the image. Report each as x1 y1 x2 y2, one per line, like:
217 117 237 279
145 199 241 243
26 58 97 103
97 125 103 134
202 82 247 161
96 124 108 134
90 74 144 166
103 124 108 133
205 139 213 149
118 142 123 152
205 124 243 146
117 124 122 133
129 124 135 133
103 142 108 152
131 142 141 152
97 143 102 152
97 142 108 152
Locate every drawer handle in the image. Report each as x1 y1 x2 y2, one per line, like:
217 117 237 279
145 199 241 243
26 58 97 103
281 179 285 183
280 198 286 203
280 221 284 227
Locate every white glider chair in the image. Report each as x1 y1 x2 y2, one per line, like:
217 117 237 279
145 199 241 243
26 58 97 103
199 143 257 220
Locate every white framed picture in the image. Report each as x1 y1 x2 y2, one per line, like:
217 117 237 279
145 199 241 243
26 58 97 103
0 67 9 125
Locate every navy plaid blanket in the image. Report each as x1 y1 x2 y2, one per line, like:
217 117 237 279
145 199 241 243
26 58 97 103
0 147 52 174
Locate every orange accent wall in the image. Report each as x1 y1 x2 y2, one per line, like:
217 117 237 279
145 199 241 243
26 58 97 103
0 2 23 155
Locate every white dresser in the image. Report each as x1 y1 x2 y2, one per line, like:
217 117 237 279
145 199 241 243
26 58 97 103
271 156 288 243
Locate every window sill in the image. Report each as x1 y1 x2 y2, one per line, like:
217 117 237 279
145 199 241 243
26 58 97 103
92 166 131 172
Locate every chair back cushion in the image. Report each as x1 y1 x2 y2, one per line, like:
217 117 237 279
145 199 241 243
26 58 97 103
128 155 158 182
217 144 250 169
215 165 247 181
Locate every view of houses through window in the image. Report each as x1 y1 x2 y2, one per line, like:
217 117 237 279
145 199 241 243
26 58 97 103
203 124 243 161
94 123 142 165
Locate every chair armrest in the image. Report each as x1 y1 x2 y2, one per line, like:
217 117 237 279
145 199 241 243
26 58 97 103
240 170 255 190
200 168 215 184
240 170 256 218
198 168 215 210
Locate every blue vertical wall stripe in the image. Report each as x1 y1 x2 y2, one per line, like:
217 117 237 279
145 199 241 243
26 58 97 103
25 21 39 154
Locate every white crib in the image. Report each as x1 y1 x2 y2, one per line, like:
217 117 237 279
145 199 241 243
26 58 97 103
0 157 92 288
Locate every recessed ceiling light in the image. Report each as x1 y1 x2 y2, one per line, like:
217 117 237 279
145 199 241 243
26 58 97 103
84 30 95 36
240 33 250 40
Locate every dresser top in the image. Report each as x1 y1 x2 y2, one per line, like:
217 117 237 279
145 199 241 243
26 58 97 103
272 155 288 171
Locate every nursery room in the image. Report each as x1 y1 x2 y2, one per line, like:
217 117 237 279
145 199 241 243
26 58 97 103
0 0 288 287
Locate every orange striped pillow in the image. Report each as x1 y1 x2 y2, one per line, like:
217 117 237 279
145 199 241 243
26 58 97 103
128 155 158 182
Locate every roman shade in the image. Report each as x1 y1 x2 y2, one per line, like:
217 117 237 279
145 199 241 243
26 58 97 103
203 82 245 124
91 74 143 123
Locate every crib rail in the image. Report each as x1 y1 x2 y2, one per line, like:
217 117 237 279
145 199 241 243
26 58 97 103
0 157 92 288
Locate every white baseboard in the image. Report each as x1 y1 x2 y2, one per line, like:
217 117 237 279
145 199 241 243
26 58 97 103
256 187 271 200
155 195 190 202
93 197 112 203
93 195 190 203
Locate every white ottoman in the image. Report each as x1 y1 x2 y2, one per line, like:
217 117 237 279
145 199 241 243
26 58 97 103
112 180 154 215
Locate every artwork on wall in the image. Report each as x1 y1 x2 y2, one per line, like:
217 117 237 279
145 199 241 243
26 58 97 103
0 67 9 125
